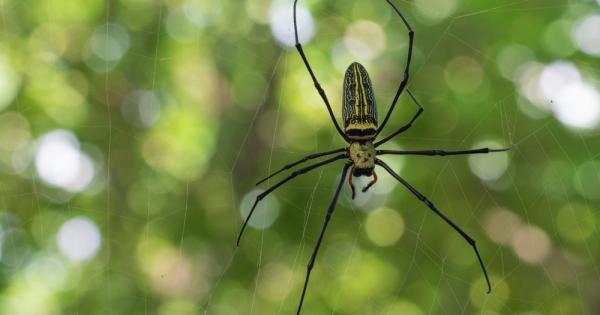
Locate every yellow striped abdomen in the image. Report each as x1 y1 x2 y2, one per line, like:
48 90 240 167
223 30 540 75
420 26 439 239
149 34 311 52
342 62 378 140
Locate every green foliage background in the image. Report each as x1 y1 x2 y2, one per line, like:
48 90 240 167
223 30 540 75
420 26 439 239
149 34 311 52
0 0 599 314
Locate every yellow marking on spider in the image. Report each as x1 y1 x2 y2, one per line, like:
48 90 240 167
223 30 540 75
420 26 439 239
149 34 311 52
356 64 369 117
353 63 360 116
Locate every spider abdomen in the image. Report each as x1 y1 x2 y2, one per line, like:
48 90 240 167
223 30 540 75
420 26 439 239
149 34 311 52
343 62 378 140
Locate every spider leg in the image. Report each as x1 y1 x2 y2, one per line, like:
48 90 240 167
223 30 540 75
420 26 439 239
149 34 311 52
256 148 346 185
375 159 492 294
237 154 347 246
361 171 378 193
374 0 415 139
294 0 346 141
377 145 514 157
348 170 356 200
375 89 423 147
297 163 351 315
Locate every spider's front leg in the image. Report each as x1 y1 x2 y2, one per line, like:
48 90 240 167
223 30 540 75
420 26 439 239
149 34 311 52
293 0 346 141
375 0 416 140
375 89 423 147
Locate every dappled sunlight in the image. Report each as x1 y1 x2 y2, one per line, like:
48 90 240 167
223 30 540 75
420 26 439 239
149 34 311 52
0 0 598 314
35 130 95 193
56 217 101 262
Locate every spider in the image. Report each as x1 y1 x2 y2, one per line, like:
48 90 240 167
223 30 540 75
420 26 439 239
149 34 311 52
237 0 512 313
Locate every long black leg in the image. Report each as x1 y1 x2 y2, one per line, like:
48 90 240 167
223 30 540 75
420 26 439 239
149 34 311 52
294 0 346 141
297 163 351 315
256 147 346 185
237 154 347 246
375 89 423 147
374 0 415 138
377 146 513 157
376 159 492 294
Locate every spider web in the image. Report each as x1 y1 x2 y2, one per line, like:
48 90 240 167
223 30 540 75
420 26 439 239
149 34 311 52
0 0 598 314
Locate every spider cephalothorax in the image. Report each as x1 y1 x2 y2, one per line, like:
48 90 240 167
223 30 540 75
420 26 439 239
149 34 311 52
348 141 375 173
237 1 513 314
347 141 377 198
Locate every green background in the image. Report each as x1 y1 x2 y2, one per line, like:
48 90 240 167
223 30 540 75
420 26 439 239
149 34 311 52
0 0 599 314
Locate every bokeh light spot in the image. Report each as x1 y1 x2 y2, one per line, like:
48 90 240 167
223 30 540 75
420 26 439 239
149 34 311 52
256 262 293 301
573 14 600 56
468 139 510 181
183 1 219 29
516 61 551 116
541 161 575 200
344 20 386 61
484 208 521 245
512 224 551 265
90 23 130 61
574 161 600 200
35 130 95 192
56 217 101 262
137 237 208 299
247 0 271 24
538 61 581 101
552 82 600 129
0 54 20 111
365 207 404 247
543 20 576 57
469 275 509 310
240 189 279 229
331 39 357 74
0 112 31 172
556 203 596 243
166 6 200 42
445 56 484 94
121 90 161 128
415 0 458 24
496 44 534 81
270 3 314 47
534 61 600 129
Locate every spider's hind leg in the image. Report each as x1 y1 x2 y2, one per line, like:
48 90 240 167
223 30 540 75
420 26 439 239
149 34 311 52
375 159 492 293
